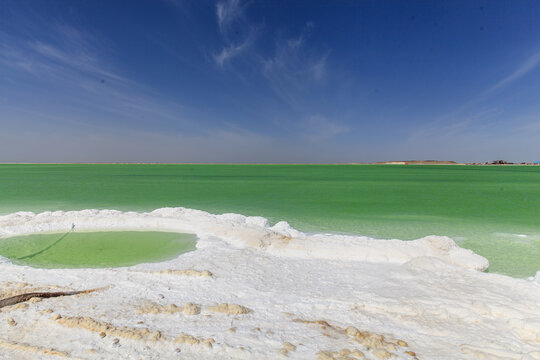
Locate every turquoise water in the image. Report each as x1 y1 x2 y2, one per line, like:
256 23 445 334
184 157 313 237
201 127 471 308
0 164 539 277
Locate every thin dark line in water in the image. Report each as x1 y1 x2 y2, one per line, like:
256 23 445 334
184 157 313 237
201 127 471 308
16 224 75 260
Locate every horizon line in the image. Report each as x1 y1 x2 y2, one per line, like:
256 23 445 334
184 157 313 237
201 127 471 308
0 161 538 166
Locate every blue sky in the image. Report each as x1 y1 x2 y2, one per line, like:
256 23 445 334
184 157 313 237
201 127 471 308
1 0 540 163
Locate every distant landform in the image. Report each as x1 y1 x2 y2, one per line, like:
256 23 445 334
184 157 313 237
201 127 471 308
375 160 460 165
374 160 540 165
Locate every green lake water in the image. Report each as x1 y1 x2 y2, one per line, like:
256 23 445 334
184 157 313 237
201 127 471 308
0 231 196 268
0 164 539 277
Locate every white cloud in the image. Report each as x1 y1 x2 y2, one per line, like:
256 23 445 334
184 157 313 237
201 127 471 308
309 53 329 81
410 50 540 151
1 24 133 87
409 107 501 142
216 0 243 35
213 30 256 67
213 0 256 67
0 24 194 132
286 21 313 49
485 51 540 96
263 22 329 108
441 50 540 119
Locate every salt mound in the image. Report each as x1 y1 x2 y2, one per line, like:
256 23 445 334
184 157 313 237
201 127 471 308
155 269 213 277
0 207 491 272
0 340 69 358
56 316 156 341
137 302 201 316
206 303 252 315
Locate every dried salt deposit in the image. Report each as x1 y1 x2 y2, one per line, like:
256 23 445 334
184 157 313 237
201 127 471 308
0 207 539 359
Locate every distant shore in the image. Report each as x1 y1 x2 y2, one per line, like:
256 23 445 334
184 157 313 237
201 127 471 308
373 160 462 165
373 160 540 166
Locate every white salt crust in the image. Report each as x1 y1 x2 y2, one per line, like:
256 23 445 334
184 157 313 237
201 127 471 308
0 207 538 359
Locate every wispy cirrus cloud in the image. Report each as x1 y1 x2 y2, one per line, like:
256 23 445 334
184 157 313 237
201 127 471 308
263 22 330 108
408 107 502 142
0 24 193 132
1 23 133 87
455 50 540 112
483 50 540 97
27 41 128 85
213 0 258 67
214 30 257 67
408 49 540 148
216 0 243 34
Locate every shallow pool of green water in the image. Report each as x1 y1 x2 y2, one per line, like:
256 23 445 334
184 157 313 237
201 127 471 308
0 231 197 268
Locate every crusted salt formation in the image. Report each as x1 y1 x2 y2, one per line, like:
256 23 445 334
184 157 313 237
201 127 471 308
293 319 333 326
150 331 162 341
0 282 63 298
317 349 365 360
206 303 252 315
292 319 343 338
280 342 297 356
55 316 162 341
137 301 201 315
371 348 395 359
183 302 202 315
294 318 411 359
137 302 182 314
174 332 215 348
0 282 30 292
346 349 366 358
10 303 28 311
345 326 396 352
397 340 408 347
0 339 69 358
0 208 493 270
2 282 31 288
1 207 538 359
155 269 213 277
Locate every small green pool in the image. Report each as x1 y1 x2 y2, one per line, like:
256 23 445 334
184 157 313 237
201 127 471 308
0 231 197 268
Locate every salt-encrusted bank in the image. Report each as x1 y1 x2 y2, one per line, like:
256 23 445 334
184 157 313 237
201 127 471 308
0 208 539 359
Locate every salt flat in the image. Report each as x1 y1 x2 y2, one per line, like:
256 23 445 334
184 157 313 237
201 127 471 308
0 208 539 359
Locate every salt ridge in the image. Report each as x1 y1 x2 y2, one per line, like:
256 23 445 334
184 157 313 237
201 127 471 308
0 207 489 271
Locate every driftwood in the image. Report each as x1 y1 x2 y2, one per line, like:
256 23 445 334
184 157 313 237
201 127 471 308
0 288 102 309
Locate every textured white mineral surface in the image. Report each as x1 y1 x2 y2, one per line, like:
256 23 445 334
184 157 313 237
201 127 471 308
0 208 539 359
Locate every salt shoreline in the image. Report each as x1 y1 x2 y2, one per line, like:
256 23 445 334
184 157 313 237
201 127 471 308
1 208 539 359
